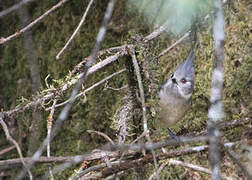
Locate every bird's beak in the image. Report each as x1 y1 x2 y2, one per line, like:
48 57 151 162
172 78 178 85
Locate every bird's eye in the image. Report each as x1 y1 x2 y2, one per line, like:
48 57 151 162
181 78 187 83
171 73 174 78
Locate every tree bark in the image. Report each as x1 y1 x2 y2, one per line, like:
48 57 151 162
17 0 43 156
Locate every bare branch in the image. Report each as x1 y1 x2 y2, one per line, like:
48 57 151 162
0 0 69 45
0 0 36 18
0 145 15 156
104 136 208 152
80 142 235 179
225 147 252 180
195 117 251 136
149 159 212 180
56 0 94 59
144 24 167 42
207 0 226 179
47 99 57 180
87 130 115 145
0 151 119 170
129 47 159 179
148 160 170 180
156 31 190 59
0 113 33 179
46 68 126 110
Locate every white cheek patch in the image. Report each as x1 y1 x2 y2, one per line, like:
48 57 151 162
177 85 192 100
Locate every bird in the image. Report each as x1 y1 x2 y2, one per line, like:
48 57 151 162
158 50 195 138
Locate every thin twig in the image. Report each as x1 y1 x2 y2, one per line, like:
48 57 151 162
0 0 69 45
225 147 252 179
46 68 126 110
129 47 159 179
0 113 33 179
105 136 208 152
47 99 57 180
207 0 225 179
56 0 94 59
0 145 15 156
149 159 232 180
0 0 36 18
144 24 167 42
16 0 117 179
156 32 190 59
87 130 115 145
148 160 169 180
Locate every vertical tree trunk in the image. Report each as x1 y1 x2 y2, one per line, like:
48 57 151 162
17 1 43 156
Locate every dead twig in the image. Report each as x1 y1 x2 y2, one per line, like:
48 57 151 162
0 113 33 179
87 130 115 145
0 145 15 156
225 147 252 180
47 99 57 180
156 32 190 59
46 69 126 110
56 0 94 59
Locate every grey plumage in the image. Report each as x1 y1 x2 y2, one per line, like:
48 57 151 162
159 50 195 127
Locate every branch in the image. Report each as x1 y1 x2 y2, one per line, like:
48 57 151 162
207 0 225 179
0 151 119 170
0 113 33 179
156 31 190 59
3 22 167 117
0 145 15 156
46 68 126 110
56 0 94 59
225 147 252 180
80 142 235 179
0 0 69 45
104 136 208 152
47 99 57 180
129 47 159 179
195 117 251 136
87 130 115 145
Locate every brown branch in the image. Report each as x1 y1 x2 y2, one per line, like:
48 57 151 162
0 113 33 179
81 142 235 179
47 99 57 180
87 130 115 145
0 0 69 45
0 145 15 156
0 151 119 170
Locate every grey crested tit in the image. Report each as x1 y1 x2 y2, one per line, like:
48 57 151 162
159 50 195 136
